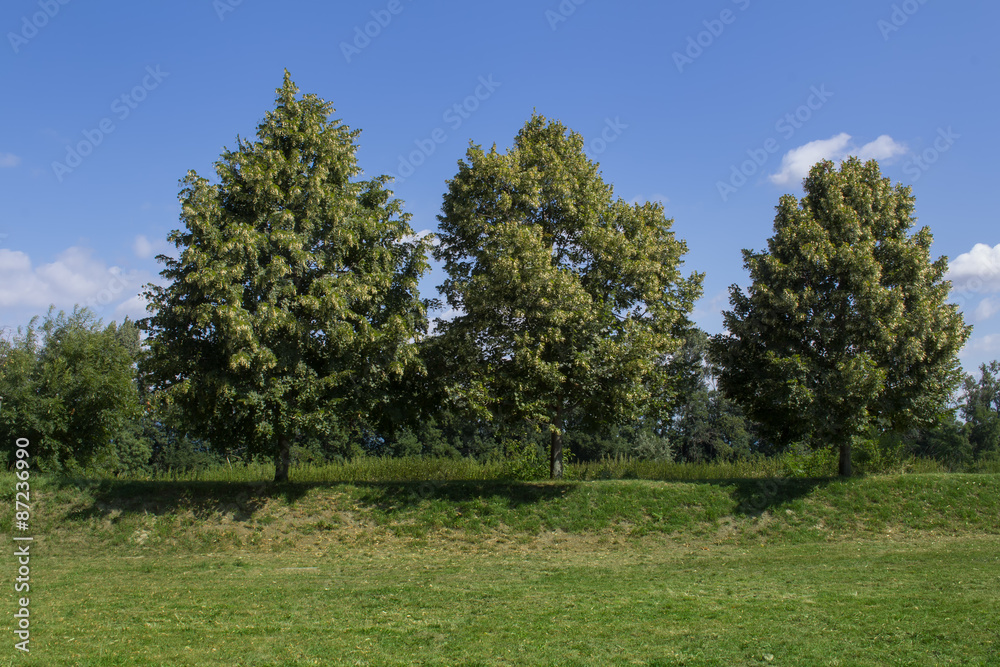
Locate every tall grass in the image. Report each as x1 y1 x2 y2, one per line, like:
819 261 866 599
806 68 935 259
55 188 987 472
145 457 511 483
571 455 788 480
66 444 991 484
134 454 795 484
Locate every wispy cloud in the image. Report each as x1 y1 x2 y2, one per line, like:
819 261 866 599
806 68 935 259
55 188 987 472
0 152 21 168
973 297 1000 322
768 133 907 186
132 235 154 259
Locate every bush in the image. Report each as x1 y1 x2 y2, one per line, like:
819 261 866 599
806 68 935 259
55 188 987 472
779 445 838 477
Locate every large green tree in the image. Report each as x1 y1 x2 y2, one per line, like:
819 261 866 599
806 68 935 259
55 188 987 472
434 113 702 478
711 158 970 476
141 72 429 482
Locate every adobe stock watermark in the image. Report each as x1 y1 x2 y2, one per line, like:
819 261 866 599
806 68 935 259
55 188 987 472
902 127 957 182
877 0 930 40
673 0 751 74
584 117 628 161
12 438 33 653
7 0 71 54
51 66 169 183
84 268 136 312
340 0 413 63
389 75 502 184
213 0 244 21
545 0 587 31
716 84 833 202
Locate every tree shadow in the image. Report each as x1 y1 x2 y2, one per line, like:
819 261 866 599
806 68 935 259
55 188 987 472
59 479 311 523
694 476 838 517
55 477 574 523
53 474 842 526
351 479 574 513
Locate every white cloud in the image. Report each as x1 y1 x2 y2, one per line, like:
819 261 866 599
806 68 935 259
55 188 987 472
0 246 141 316
855 135 907 162
974 297 1000 322
768 133 908 186
0 152 20 168
133 235 154 259
769 133 852 186
946 243 1000 293
401 229 440 247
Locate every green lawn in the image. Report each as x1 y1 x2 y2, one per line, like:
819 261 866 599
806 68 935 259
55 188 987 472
4 473 999 665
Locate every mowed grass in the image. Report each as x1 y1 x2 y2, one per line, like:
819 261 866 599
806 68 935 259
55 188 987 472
2 472 999 665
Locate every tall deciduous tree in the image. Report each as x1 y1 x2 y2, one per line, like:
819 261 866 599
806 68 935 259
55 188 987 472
141 72 429 482
711 158 970 476
434 113 702 478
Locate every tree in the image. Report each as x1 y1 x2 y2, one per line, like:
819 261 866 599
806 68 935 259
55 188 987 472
661 329 753 462
961 361 1000 461
0 308 143 472
141 72 430 482
434 113 702 478
711 158 970 476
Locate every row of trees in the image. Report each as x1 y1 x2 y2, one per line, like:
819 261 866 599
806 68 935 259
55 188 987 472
1 73 990 479
1 306 995 476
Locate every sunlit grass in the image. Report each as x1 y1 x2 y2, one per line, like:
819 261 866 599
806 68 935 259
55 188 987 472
2 469 998 665
22 535 1000 666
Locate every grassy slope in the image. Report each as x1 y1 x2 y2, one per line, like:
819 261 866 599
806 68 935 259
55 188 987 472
2 473 998 665
12 473 999 548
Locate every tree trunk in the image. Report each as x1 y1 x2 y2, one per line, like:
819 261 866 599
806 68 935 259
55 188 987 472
550 403 564 479
274 436 292 483
838 439 852 477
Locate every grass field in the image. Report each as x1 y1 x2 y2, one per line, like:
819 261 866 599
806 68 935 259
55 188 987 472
3 470 999 665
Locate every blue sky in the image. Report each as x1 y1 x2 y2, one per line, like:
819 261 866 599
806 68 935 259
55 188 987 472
2 0 998 372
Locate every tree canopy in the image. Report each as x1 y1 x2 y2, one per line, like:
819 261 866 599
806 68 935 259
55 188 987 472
0 307 143 472
141 71 430 481
962 361 1000 462
711 158 971 475
433 113 703 477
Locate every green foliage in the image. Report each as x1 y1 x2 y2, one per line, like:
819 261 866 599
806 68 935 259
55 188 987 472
434 112 702 477
388 419 460 459
970 452 1000 473
778 444 838 477
962 361 1000 461
141 71 430 481
0 307 143 472
666 329 755 462
712 158 971 475
499 437 555 481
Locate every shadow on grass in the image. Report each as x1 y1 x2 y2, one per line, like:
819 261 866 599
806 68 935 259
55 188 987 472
703 476 836 517
52 473 843 527
55 477 579 523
